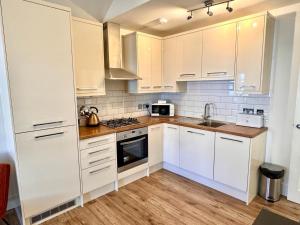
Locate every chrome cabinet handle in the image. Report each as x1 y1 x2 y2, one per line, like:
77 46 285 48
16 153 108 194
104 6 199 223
239 85 256 90
296 124 300 129
141 86 151 89
151 126 161 131
33 121 64 127
187 131 205 136
167 127 177 130
220 137 243 143
89 157 111 165
207 72 227 76
180 74 196 77
153 86 162 88
35 132 64 139
89 166 111 175
88 148 110 155
164 86 173 88
88 138 110 145
120 137 146 146
77 87 98 90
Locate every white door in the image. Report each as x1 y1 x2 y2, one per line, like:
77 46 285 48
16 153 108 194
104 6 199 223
202 23 236 80
1 0 77 133
178 31 202 81
151 38 163 91
137 34 152 91
163 124 180 166
15 126 80 218
148 124 163 166
214 133 250 192
72 18 105 97
162 37 180 91
236 16 265 92
180 127 215 179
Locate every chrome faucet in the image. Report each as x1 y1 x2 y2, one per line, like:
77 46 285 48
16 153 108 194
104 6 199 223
203 103 216 121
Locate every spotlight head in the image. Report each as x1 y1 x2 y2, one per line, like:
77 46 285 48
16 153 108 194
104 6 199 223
226 6 233 12
187 15 193 20
207 9 213 16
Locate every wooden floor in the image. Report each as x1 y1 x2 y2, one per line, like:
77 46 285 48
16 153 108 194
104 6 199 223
4 169 300 225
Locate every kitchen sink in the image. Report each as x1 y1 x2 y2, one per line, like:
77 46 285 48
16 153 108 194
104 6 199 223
198 121 227 128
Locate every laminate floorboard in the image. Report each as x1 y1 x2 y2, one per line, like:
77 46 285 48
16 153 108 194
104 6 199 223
12 169 300 225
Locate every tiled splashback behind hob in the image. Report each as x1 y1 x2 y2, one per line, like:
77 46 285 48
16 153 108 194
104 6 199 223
77 81 270 124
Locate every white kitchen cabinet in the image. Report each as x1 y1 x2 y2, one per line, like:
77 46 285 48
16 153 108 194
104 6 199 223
125 33 163 93
177 31 203 81
15 126 80 218
82 161 116 194
202 23 236 80
179 126 215 179
236 14 275 93
148 124 163 166
72 17 105 96
163 124 180 166
2 0 77 133
162 37 187 92
214 133 251 192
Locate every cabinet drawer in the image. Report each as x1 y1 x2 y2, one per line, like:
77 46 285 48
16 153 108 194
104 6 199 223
81 143 116 169
82 161 116 194
80 134 116 150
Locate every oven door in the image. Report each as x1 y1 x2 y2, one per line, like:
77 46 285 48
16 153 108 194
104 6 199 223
117 134 148 173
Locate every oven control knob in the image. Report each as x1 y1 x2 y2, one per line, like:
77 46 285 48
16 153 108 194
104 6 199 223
139 131 142 134
124 135 127 139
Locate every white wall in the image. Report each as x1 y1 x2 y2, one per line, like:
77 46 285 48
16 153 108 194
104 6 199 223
266 13 296 195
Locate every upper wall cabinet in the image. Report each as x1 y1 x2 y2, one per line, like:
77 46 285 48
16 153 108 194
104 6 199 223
124 33 164 93
72 17 106 97
162 37 187 92
202 23 236 80
177 31 203 81
235 14 275 94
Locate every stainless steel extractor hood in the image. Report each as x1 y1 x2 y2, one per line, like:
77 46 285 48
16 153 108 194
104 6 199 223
103 23 141 80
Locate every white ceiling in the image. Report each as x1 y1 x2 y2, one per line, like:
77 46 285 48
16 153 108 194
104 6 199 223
109 0 300 36
46 0 300 36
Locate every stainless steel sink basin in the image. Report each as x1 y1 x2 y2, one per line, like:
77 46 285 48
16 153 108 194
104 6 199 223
198 121 227 128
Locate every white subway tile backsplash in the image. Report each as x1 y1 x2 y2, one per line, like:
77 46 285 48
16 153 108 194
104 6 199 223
77 81 270 124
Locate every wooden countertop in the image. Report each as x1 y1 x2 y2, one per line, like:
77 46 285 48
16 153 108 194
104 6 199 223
79 116 267 140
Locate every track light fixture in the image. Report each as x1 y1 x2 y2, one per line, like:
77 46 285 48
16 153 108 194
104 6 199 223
226 1 233 13
187 0 234 20
187 11 193 20
207 7 213 17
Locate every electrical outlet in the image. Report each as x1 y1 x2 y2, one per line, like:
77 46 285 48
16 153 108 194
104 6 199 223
138 104 143 110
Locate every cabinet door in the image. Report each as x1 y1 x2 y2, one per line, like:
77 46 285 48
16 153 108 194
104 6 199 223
151 38 163 91
163 124 180 166
214 133 250 192
236 16 265 92
148 124 163 166
180 127 215 179
15 126 80 217
2 0 77 133
72 18 105 96
202 23 236 80
178 31 202 81
137 34 152 91
162 37 180 92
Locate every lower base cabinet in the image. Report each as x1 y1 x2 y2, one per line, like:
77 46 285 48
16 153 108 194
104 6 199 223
148 124 163 166
214 133 251 192
179 126 215 179
163 124 180 167
79 134 117 194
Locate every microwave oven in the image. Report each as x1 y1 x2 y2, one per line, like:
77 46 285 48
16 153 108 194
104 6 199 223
151 103 175 117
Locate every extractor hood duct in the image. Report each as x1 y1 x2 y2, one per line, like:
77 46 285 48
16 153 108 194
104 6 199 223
103 23 141 80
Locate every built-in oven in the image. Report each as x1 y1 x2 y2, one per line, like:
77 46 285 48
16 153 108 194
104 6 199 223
117 127 148 173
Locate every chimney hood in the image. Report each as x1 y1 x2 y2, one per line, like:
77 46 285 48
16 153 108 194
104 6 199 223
103 23 141 80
